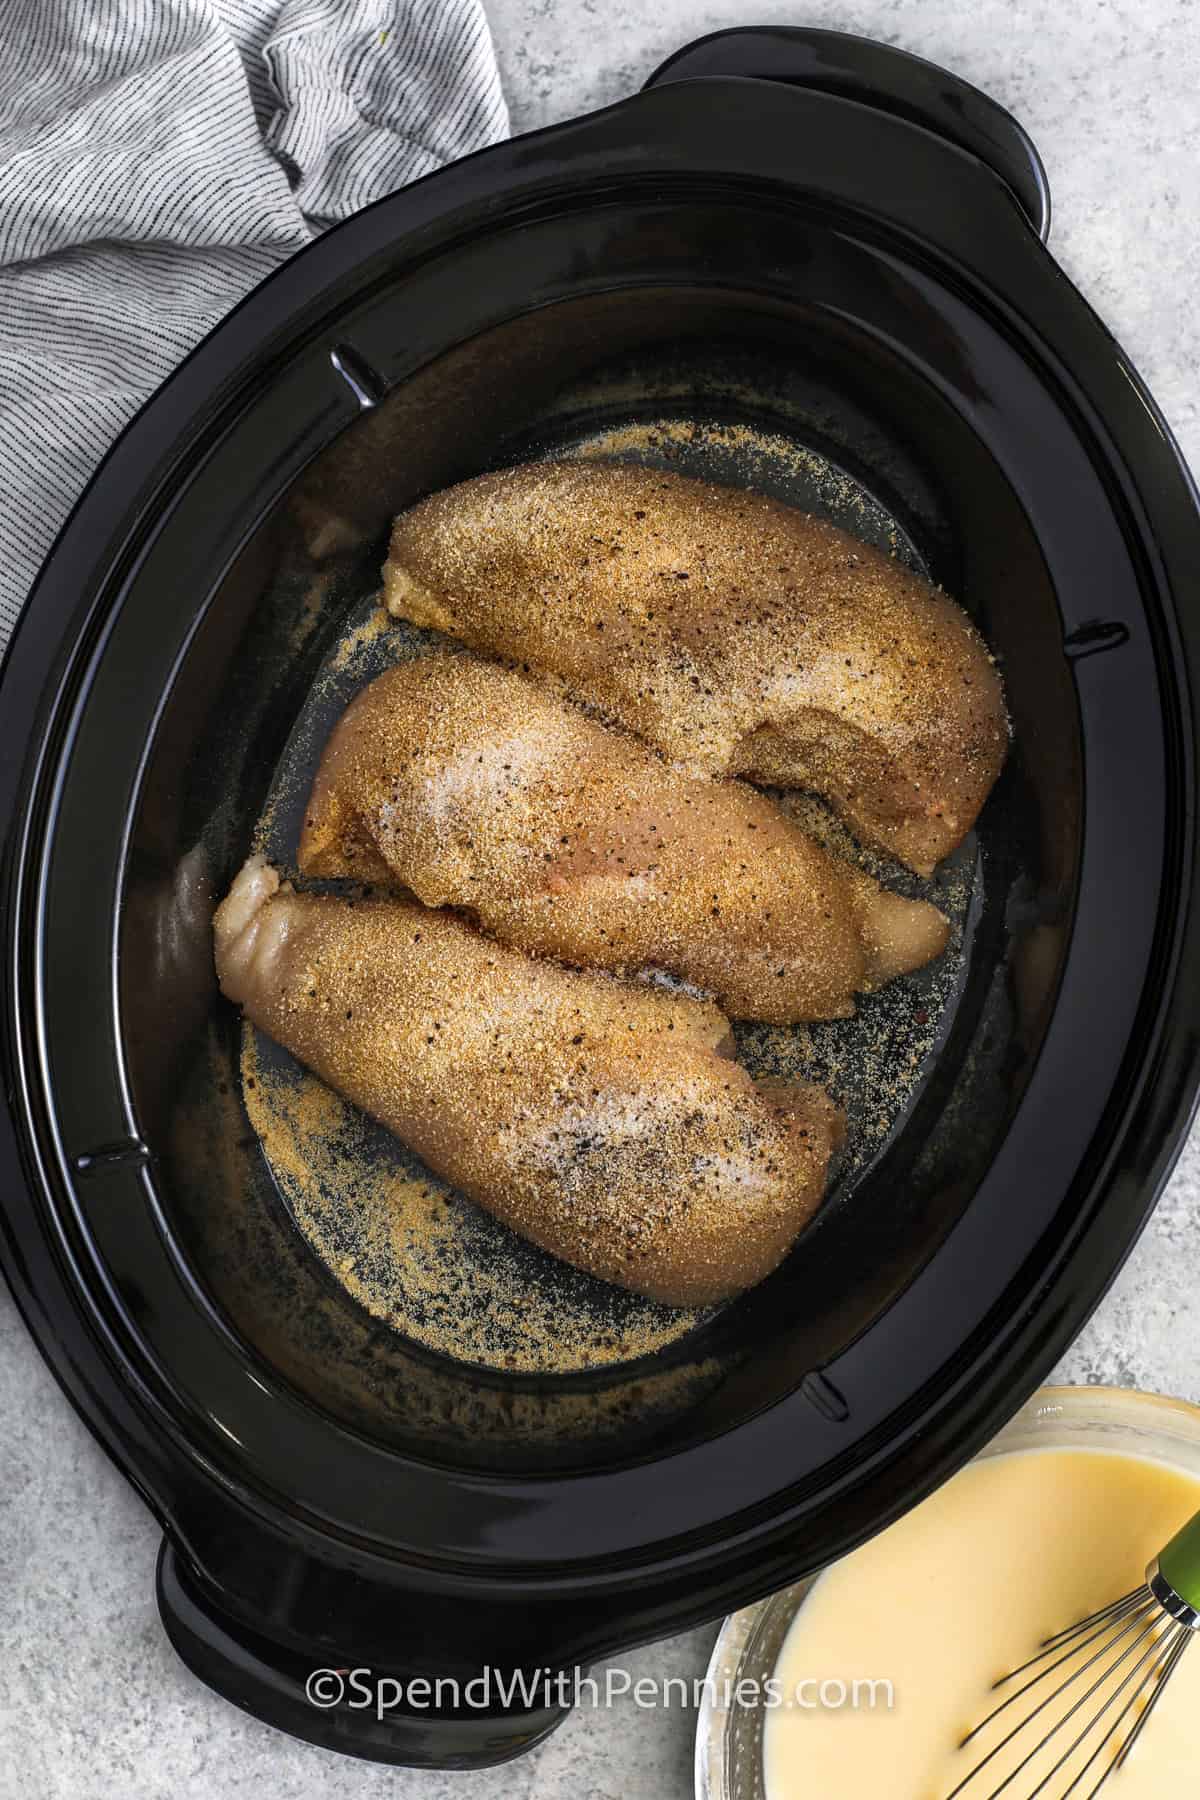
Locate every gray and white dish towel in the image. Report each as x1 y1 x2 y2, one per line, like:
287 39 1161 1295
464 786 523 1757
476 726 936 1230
0 0 509 652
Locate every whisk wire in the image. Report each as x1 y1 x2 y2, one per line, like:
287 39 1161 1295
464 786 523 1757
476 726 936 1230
1039 1589 1149 1654
949 1502 1200 1799
1024 1615 1181 1799
949 1597 1159 1792
947 1594 1192 1800
1056 1631 1181 1800
957 1591 1156 1747
1108 1625 1191 1777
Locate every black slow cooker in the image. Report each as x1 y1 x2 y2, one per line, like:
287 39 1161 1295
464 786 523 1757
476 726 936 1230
2 27 1199 1769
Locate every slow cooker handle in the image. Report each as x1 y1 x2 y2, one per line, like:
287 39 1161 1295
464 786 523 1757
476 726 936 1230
644 26 1051 243
156 1542 572 1768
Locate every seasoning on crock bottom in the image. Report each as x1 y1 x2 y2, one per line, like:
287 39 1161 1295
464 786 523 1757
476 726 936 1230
213 856 844 1306
298 651 950 1024
382 459 1009 875
763 1448 1200 1798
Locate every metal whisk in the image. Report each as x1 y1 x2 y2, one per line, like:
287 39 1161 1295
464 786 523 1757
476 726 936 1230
948 1507 1200 1798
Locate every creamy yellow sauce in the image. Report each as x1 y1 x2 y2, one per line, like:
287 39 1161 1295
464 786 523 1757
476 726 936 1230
764 1448 1200 1798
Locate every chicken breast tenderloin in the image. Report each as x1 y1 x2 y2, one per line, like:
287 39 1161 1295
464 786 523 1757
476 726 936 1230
383 460 1008 875
214 857 843 1306
299 653 949 1022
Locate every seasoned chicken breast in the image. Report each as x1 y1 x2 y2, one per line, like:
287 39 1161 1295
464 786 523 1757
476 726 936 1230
383 461 1008 875
214 857 843 1305
299 654 949 1022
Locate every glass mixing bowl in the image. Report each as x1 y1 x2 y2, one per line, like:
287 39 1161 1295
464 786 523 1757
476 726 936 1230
695 1386 1200 1800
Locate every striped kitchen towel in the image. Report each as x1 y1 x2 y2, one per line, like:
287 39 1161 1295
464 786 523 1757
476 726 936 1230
0 0 508 654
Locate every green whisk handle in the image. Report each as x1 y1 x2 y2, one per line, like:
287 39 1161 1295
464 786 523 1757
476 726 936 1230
1155 1507 1200 1617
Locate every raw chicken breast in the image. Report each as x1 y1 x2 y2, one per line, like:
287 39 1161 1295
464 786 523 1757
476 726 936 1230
299 653 949 1022
214 857 843 1305
383 460 1007 874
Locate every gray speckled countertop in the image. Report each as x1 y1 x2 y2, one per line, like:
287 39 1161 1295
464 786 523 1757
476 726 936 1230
3 4 1199 1796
